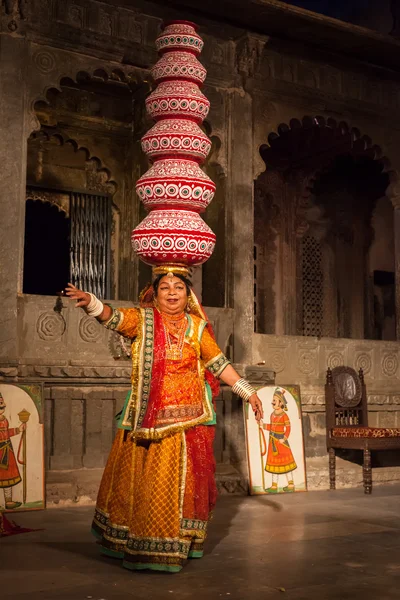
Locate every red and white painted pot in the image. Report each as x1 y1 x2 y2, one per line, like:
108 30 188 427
151 51 207 86
141 119 211 162
155 21 204 55
131 209 216 266
132 20 216 269
136 159 215 213
146 81 210 123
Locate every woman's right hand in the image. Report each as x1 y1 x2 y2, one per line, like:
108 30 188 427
65 283 91 308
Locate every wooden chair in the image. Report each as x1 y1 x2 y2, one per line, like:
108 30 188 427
325 366 400 494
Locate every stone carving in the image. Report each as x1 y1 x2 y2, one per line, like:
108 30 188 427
245 366 275 385
382 353 399 377
355 353 372 375
67 4 85 28
33 49 56 74
368 394 389 405
27 113 41 136
298 348 317 375
118 13 142 43
79 316 103 343
26 188 69 215
301 393 325 405
17 364 132 379
210 42 224 65
269 351 285 373
327 352 344 369
99 9 112 35
85 160 115 194
235 33 268 79
36 312 65 341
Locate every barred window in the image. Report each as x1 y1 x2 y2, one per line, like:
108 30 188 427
24 186 112 298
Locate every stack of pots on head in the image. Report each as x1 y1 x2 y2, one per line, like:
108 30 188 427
131 21 216 270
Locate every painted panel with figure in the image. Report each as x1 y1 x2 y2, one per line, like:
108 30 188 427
245 385 307 494
0 384 45 511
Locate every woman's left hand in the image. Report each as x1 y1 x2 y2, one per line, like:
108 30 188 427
249 393 264 423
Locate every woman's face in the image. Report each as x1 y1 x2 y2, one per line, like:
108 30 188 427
156 275 188 316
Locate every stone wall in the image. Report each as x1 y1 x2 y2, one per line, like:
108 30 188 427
253 333 400 489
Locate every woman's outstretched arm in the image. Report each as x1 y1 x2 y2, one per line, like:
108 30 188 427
64 283 112 321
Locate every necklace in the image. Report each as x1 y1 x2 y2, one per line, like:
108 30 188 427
161 312 187 361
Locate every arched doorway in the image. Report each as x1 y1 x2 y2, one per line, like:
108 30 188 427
254 117 395 341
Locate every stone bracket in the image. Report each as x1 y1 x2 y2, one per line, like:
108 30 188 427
235 33 269 81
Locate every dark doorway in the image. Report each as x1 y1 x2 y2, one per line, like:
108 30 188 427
23 200 70 295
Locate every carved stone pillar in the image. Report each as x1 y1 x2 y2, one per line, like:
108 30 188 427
350 218 365 339
227 90 254 363
227 34 268 362
392 197 400 339
0 35 29 367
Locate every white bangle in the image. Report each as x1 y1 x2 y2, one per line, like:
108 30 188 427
232 378 256 402
85 292 104 318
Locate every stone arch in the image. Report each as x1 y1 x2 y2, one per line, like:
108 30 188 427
27 128 118 196
258 114 399 237
254 115 399 338
27 47 150 135
259 115 397 184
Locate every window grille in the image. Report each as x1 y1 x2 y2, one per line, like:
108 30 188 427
302 235 323 337
70 192 112 298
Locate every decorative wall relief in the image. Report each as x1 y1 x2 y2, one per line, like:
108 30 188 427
382 353 399 377
269 350 286 374
78 316 103 344
245 385 307 495
235 33 267 80
297 347 318 375
327 351 345 369
355 352 373 375
36 311 66 341
33 49 56 74
0 383 45 512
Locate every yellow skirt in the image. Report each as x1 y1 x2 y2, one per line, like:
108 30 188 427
92 426 216 572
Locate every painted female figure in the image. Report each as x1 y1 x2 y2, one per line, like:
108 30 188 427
262 387 297 493
66 268 263 573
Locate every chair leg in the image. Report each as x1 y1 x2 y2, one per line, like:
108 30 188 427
328 448 336 490
363 448 372 494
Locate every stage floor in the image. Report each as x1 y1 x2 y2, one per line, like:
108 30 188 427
2 485 400 599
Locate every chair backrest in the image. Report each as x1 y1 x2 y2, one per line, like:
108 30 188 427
325 366 368 432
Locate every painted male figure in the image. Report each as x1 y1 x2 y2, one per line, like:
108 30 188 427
0 393 26 509
263 387 297 493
